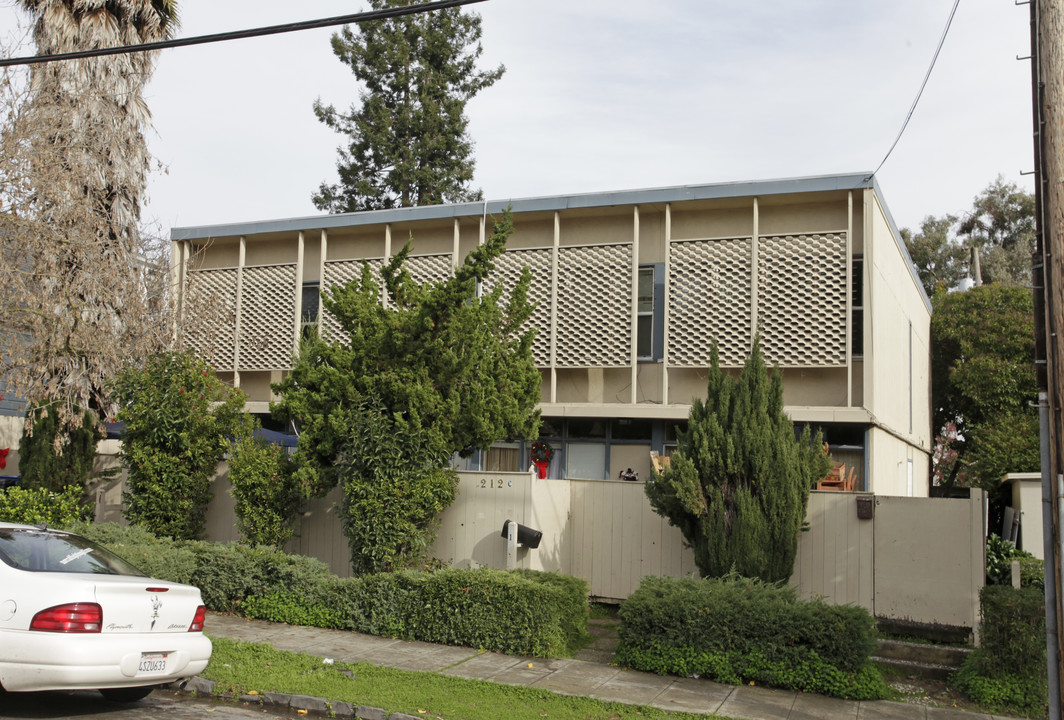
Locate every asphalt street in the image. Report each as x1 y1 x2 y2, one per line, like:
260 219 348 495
0 689 290 720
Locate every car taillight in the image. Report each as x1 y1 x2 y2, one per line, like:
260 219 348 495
189 605 206 632
30 603 102 633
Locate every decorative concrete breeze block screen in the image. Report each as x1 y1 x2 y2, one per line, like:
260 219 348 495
667 233 847 367
406 254 454 287
321 258 384 344
758 233 847 366
482 248 552 366
184 268 238 371
238 265 297 370
668 237 753 367
555 244 632 367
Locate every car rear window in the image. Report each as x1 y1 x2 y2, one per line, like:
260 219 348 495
0 528 146 575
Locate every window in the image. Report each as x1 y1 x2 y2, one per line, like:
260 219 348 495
852 258 864 357
566 442 607 480
301 283 320 339
637 267 654 359
637 264 664 361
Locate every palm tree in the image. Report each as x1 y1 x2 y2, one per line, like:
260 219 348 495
0 0 179 432
19 0 178 247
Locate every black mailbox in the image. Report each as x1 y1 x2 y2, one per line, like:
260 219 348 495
500 520 543 549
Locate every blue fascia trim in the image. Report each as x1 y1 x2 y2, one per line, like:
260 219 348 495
170 172 877 242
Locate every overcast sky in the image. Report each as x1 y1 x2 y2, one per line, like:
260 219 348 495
0 0 1037 236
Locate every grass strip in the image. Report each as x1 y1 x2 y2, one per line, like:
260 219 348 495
203 636 714 720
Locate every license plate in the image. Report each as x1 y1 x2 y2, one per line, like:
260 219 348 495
137 652 170 674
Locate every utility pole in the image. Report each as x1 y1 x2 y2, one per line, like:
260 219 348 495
1032 1 1064 717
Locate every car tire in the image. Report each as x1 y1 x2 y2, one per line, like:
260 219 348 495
99 686 155 702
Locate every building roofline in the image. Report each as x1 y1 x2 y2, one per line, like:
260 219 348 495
169 171 931 313
170 172 878 241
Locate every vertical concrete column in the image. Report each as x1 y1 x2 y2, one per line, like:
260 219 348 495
453 218 461 271
234 237 246 388
318 229 328 331
662 203 671 406
550 211 560 404
293 231 305 354
631 205 640 404
750 198 759 350
846 191 854 407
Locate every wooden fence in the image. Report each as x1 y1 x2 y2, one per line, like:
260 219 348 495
99 466 984 636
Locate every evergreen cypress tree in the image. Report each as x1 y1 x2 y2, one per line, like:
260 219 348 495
272 210 540 498
18 406 102 495
313 0 503 212
645 338 830 583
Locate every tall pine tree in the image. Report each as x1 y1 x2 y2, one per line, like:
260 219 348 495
645 338 829 583
313 0 503 212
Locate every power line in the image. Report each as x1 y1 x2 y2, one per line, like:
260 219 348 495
0 0 488 68
866 0 962 180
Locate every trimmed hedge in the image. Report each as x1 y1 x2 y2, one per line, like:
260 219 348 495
71 522 334 612
615 575 885 700
954 585 1047 716
246 567 590 657
70 523 589 658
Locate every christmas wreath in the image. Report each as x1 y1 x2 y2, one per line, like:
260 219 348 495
530 441 554 464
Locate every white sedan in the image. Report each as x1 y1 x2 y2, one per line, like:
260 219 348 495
0 522 212 701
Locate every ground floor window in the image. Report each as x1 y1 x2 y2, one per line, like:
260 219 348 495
481 419 868 487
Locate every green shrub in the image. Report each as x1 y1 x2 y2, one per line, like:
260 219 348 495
242 592 345 628
72 522 198 581
248 568 590 657
954 663 1046 716
615 575 883 699
111 351 245 540
1018 556 1045 589
985 533 1033 585
954 585 1047 716
618 643 887 700
181 541 335 613
336 399 458 574
66 524 589 658
0 485 91 526
974 585 1045 677
229 416 300 550
70 523 333 611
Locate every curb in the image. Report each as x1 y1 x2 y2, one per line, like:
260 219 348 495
167 676 434 720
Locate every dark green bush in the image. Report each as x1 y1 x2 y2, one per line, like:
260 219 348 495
18 406 102 495
246 568 590 657
0 485 91 526
615 575 883 699
954 585 1047 716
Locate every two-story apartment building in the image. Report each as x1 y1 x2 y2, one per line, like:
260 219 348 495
172 173 932 496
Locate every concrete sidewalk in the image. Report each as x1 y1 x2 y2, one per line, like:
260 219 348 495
202 613 1017 720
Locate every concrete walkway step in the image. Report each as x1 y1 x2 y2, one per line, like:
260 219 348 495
872 639 972 681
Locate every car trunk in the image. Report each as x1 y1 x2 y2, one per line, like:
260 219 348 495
91 577 201 634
